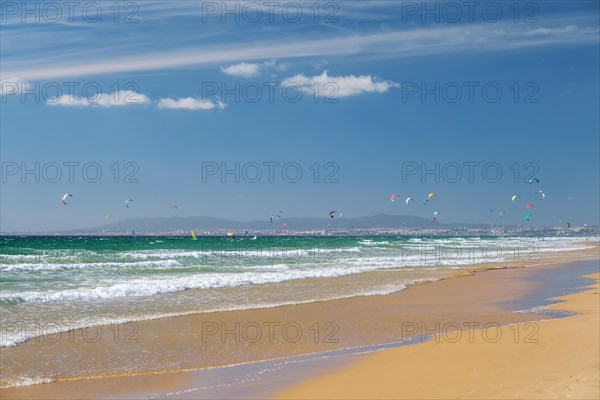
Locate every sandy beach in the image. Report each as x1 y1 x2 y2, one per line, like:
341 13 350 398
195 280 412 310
1 243 598 399
3 0 599 397
275 272 600 400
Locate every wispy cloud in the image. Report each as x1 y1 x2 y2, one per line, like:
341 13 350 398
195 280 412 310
157 97 226 110
282 71 399 97
221 60 289 77
3 19 597 80
46 90 150 107
44 91 224 110
263 59 289 72
221 62 262 78
0 77 30 95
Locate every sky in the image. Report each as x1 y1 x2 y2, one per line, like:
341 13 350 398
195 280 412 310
1 0 599 232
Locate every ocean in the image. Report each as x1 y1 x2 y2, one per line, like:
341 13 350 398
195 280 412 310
0 235 593 348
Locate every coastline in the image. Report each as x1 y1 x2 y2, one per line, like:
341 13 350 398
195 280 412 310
274 271 600 399
0 243 598 399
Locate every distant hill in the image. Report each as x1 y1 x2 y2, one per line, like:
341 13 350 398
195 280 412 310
74 214 489 233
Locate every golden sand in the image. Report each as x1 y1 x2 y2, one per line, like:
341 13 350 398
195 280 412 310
274 273 600 399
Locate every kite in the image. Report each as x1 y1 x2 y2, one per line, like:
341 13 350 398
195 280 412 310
525 214 532 221
535 190 545 200
526 203 534 209
269 211 284 222
329 210 342 219
61 193 72 205
428 193 437 199
105 213 112 221
390 193 398 202
125 199 134 208
512 194 519 203
171 205 178 210
528 178 540 184
405 197 413 205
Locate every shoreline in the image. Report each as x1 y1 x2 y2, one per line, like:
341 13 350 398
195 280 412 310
2 240 596 349
1 244 598 398
274 270 600 399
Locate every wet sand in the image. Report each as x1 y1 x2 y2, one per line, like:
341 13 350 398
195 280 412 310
275 271 600 399
1 244 598 399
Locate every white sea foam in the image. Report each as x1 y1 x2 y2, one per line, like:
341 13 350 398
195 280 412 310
0 259 182 272
0 283 408 348
1 237 591 304
0 377 53 389
0 263 395 304
359 240 390 246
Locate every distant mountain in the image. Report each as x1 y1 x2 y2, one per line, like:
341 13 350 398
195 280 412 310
74 214 489 233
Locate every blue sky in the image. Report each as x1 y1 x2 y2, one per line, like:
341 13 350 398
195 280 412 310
1 1 599 232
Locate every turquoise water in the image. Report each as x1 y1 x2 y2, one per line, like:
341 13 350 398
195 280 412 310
0 235 592 347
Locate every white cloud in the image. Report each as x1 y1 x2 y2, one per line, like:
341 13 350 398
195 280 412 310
157 97 226 110
47 95 91 107
97 90 150 107
221 62 262 78
44 91 225 111
220 60 289 78
46 90 150 107
282 71 399 98
263 59 289 72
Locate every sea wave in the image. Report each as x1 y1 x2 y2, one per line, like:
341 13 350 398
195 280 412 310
0 266 367 304
0 259 182 272
0 283 408 348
